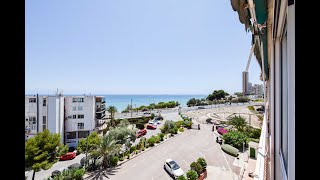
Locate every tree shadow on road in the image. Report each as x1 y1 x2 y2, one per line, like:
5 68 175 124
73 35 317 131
84 165 121 180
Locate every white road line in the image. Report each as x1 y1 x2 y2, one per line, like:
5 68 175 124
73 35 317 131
189 153 197 160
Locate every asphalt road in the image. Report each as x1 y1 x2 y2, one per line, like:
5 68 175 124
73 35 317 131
97 124 240 180
25 154 86 180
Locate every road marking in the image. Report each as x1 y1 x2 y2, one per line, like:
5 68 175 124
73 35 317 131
189 153 197 160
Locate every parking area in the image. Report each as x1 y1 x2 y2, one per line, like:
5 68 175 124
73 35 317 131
101 124 240 180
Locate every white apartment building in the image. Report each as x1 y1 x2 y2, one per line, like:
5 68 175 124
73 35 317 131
252 84 264 97
25 94 64 143
64 95 107 148
229 0 295 179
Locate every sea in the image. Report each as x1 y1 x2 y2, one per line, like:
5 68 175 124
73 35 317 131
103 95 206 111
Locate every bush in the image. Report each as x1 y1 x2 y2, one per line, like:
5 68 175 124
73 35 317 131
136 123 145 130
119 157 124 161
177 175 187 180
130 145 137 154
256 114 263 121
190 162 203 176
169 127 178 134
147 136 156 146
221 144 239 157
184 120 192 129
197 158 207 169
110 156 119 166
161 120 177 134
222 130 247 149
154 135 160 143
158 133 165 141
127 154 130 159
175 120 184 128
73 168 85 180
179 127 184 132
151 113 155 119
186 170 199 180
217 128 228 135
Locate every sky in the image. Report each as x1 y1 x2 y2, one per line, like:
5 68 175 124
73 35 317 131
25 0 262 95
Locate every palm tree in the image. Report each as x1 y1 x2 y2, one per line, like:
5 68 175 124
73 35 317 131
107 106 118 127
96 134 121 169
227 115 248 132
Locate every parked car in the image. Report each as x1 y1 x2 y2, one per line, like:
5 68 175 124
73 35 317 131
68 163 82 169
164 159 185 179
68 147 80 156
144 112 151 114
136 129 147 138
148 120 154 124
147 124 157 130
51 167 68 178
60 152 76 161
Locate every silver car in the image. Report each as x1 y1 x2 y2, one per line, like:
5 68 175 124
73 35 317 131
164 159 184 179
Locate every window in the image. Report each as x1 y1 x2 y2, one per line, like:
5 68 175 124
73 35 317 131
72 98 84 103
78 131 89 138
29 117 36 124
29 98 36 103
43 99 46 106
78 123 84 130
43 116 46 125
280 25 288 172
78 114 84 119
66 132 76 139
72 115 77 119
78 106 83 111
72 107 76 111
43 125 46 130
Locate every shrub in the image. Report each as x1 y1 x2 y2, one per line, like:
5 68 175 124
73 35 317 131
169 127 178 134
197 158 207 169
217 128 228 135
179 127 184 132
221 144 239 157
186 170 199 180
222 130 247 149
158 133 165 141
151 113 155 119
247 106 255 111
73 168 85 180
184 120 192 129
130 146 136 154
110 156 119 166
127 154 130 159
147 136 156 146
190 162 203 176
154 135 160 143
161 120 177 134
135 123 145 130
177 175 187 180
119 157 123 161
175 120 184 128
142 147 145 151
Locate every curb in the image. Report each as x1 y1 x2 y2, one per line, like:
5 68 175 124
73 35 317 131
117 131 184 166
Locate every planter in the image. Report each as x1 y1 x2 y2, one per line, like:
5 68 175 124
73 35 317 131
198 169 207 180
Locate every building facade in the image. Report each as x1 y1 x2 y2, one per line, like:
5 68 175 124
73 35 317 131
252 84 264 97
242 71 249 95
229 0 295 179
25 94 107 146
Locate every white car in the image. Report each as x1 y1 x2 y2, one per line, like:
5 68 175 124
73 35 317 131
164 159 184 179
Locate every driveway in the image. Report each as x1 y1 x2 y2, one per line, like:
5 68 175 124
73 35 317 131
25 154 85 180
87 124 241 180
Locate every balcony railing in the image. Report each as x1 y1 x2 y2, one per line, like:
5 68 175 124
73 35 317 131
95 113 106 120
254 113 267 180
96 107 106 113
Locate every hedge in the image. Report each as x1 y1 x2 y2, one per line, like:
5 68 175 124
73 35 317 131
221 144 239 157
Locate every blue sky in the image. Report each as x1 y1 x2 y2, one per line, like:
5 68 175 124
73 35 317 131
25 0 262 95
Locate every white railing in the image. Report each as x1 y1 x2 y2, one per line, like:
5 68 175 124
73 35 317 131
254 113 267 180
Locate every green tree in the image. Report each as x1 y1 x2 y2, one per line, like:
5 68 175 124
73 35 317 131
96 134 121 169
160 120 176 134
234 92 244 97
207 90 229 101
222 130 247 149
197 157 207 169
77 132 100 169
107 106 118 127
227 115 248 132
187 98 197 107
190 161 203 176
25 129 68 180
177 175 187 180
108 125 136 150
186 170 198 180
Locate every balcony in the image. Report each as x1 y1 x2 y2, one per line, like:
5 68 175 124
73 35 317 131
95 113 106 120
253 113 268 180
96 107 106 113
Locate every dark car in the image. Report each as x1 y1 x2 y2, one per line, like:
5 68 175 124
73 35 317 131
68 163 82 169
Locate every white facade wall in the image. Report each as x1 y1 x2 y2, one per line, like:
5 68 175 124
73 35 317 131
64 96 96 147
47 96 64 144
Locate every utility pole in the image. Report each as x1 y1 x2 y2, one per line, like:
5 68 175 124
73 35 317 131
131 99 133 118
